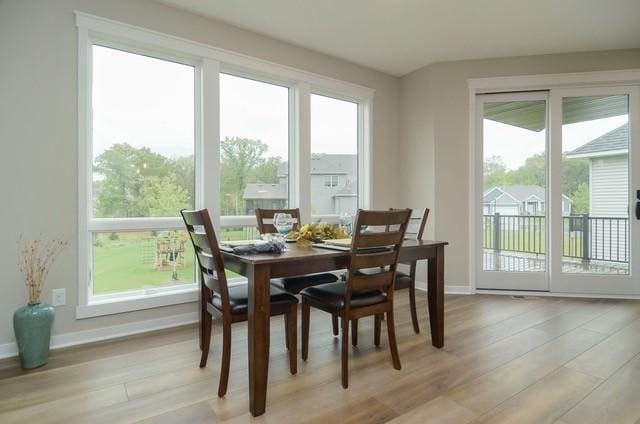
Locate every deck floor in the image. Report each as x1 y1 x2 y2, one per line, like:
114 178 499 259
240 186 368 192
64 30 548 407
2 292 640 423
483 249 629 274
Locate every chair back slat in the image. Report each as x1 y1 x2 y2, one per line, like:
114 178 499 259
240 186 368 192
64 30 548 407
190 232 212 254
349 270 394 291
351 250 397 269
181 209 231 314
255 208 302 234
356 231 404 248
403 208 429 240
356 209 412 227
345 209 411 297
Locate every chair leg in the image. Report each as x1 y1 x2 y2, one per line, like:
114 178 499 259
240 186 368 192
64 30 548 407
374 314 382 347
301 299 310 361
332 314 339 336
341 314 349 389
409 266 420 334
351 319 358 346
287 307 297 374
386 310 401 370
218 319 232 397
285 314 290 350
199 312 212 368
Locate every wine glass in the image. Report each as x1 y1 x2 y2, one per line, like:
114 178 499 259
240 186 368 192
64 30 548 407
339 212 354 236
274 213 294 243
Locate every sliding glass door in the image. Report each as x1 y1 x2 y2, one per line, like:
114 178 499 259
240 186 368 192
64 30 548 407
550 86 640 295
476 86 640 295
475 92 550 291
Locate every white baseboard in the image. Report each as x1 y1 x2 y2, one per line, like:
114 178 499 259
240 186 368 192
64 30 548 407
444 285 473 295
414 282 473 295
0 311 198 360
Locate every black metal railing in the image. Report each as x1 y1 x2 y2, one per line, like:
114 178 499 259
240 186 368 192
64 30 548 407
483 213 629 263
562 215 629 263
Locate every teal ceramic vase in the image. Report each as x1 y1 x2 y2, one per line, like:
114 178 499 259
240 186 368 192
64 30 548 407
13 303 55 369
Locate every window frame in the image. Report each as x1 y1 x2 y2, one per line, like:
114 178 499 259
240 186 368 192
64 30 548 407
77 12 373 318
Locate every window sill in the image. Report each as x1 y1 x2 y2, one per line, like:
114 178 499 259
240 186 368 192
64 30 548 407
76 286 199 319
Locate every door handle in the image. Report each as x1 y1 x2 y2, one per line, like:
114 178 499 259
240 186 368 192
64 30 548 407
637 190 640 220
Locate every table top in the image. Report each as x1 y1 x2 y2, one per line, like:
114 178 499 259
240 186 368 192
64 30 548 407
219 239 448 265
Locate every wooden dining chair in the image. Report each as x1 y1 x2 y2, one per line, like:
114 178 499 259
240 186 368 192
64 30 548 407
341 208 430 334
255 208 341 336
395 208 430 333
181 208 299 398
300 209 412 388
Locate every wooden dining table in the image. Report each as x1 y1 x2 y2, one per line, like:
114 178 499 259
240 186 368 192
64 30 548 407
220 239 448 417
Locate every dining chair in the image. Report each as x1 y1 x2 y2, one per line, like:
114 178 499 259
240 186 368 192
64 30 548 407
342 208 429 334
255 208 341 337
181 208 299 398
300 208 412 388
395 208 430 333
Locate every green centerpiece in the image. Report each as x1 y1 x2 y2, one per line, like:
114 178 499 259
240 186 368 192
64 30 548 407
14 237 67 369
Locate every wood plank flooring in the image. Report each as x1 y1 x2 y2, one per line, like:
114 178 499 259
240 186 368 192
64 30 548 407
1 293 640 423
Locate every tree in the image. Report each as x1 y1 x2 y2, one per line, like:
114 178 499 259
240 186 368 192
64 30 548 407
93 143 192 217
136 175 189 217
509 153 546 187
483 156 507 190
482 151 590 209
571 182 589 214
561 156 590 200
220 137 283 215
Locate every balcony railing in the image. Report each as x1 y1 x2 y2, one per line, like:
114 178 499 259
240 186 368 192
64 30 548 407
483 213 629 264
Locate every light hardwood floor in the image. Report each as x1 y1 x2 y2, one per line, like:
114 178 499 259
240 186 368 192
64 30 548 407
2 293 640 423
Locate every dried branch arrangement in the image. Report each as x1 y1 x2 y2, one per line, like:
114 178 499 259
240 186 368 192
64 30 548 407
17 237 68 304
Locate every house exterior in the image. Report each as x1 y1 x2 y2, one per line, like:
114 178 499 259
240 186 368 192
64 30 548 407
243 154 357 215
566 123 629 217
483 185 572 216
243 183 288 214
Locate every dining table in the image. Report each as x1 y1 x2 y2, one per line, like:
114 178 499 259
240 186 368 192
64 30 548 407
219 239 448 417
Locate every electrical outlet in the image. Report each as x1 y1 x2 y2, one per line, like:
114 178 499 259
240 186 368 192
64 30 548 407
52 288 66 307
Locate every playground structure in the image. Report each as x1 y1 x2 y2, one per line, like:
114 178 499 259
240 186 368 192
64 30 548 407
152 231 187 278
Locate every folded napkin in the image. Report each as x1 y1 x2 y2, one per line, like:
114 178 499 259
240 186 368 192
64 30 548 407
232 240 285 255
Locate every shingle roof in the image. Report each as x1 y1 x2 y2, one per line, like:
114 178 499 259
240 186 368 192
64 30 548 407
483 185 545 203
567 123 628 157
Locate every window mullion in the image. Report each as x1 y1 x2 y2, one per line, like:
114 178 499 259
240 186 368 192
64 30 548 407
295 83 312 222
202 59 221 228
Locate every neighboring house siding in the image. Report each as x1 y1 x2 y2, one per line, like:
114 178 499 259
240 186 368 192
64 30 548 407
590 155 629 217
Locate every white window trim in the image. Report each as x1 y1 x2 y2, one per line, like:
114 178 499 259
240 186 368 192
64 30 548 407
76 12 373 318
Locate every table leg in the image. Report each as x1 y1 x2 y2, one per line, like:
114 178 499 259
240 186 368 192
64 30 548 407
427 245 444 348
247 264 271 416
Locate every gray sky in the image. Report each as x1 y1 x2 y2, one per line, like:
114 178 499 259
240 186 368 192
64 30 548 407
92 45 357 162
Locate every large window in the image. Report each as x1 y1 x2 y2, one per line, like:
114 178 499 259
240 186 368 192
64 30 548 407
310 94 359 216
79 15 372 316
219 74 290 218
89 45 197 297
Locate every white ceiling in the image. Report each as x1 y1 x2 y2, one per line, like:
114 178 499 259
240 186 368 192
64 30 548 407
159 0 640 76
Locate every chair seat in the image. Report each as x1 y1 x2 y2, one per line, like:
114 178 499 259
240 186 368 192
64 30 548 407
271 272 339 294
394 271 411 290
300 281 387 309
341 269 412 290
212 284 298 315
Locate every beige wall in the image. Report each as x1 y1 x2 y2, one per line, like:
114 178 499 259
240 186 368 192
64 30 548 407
0 0 401 345
399 49 640 288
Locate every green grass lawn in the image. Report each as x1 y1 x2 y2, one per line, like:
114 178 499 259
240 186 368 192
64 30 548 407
93 228 256 295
